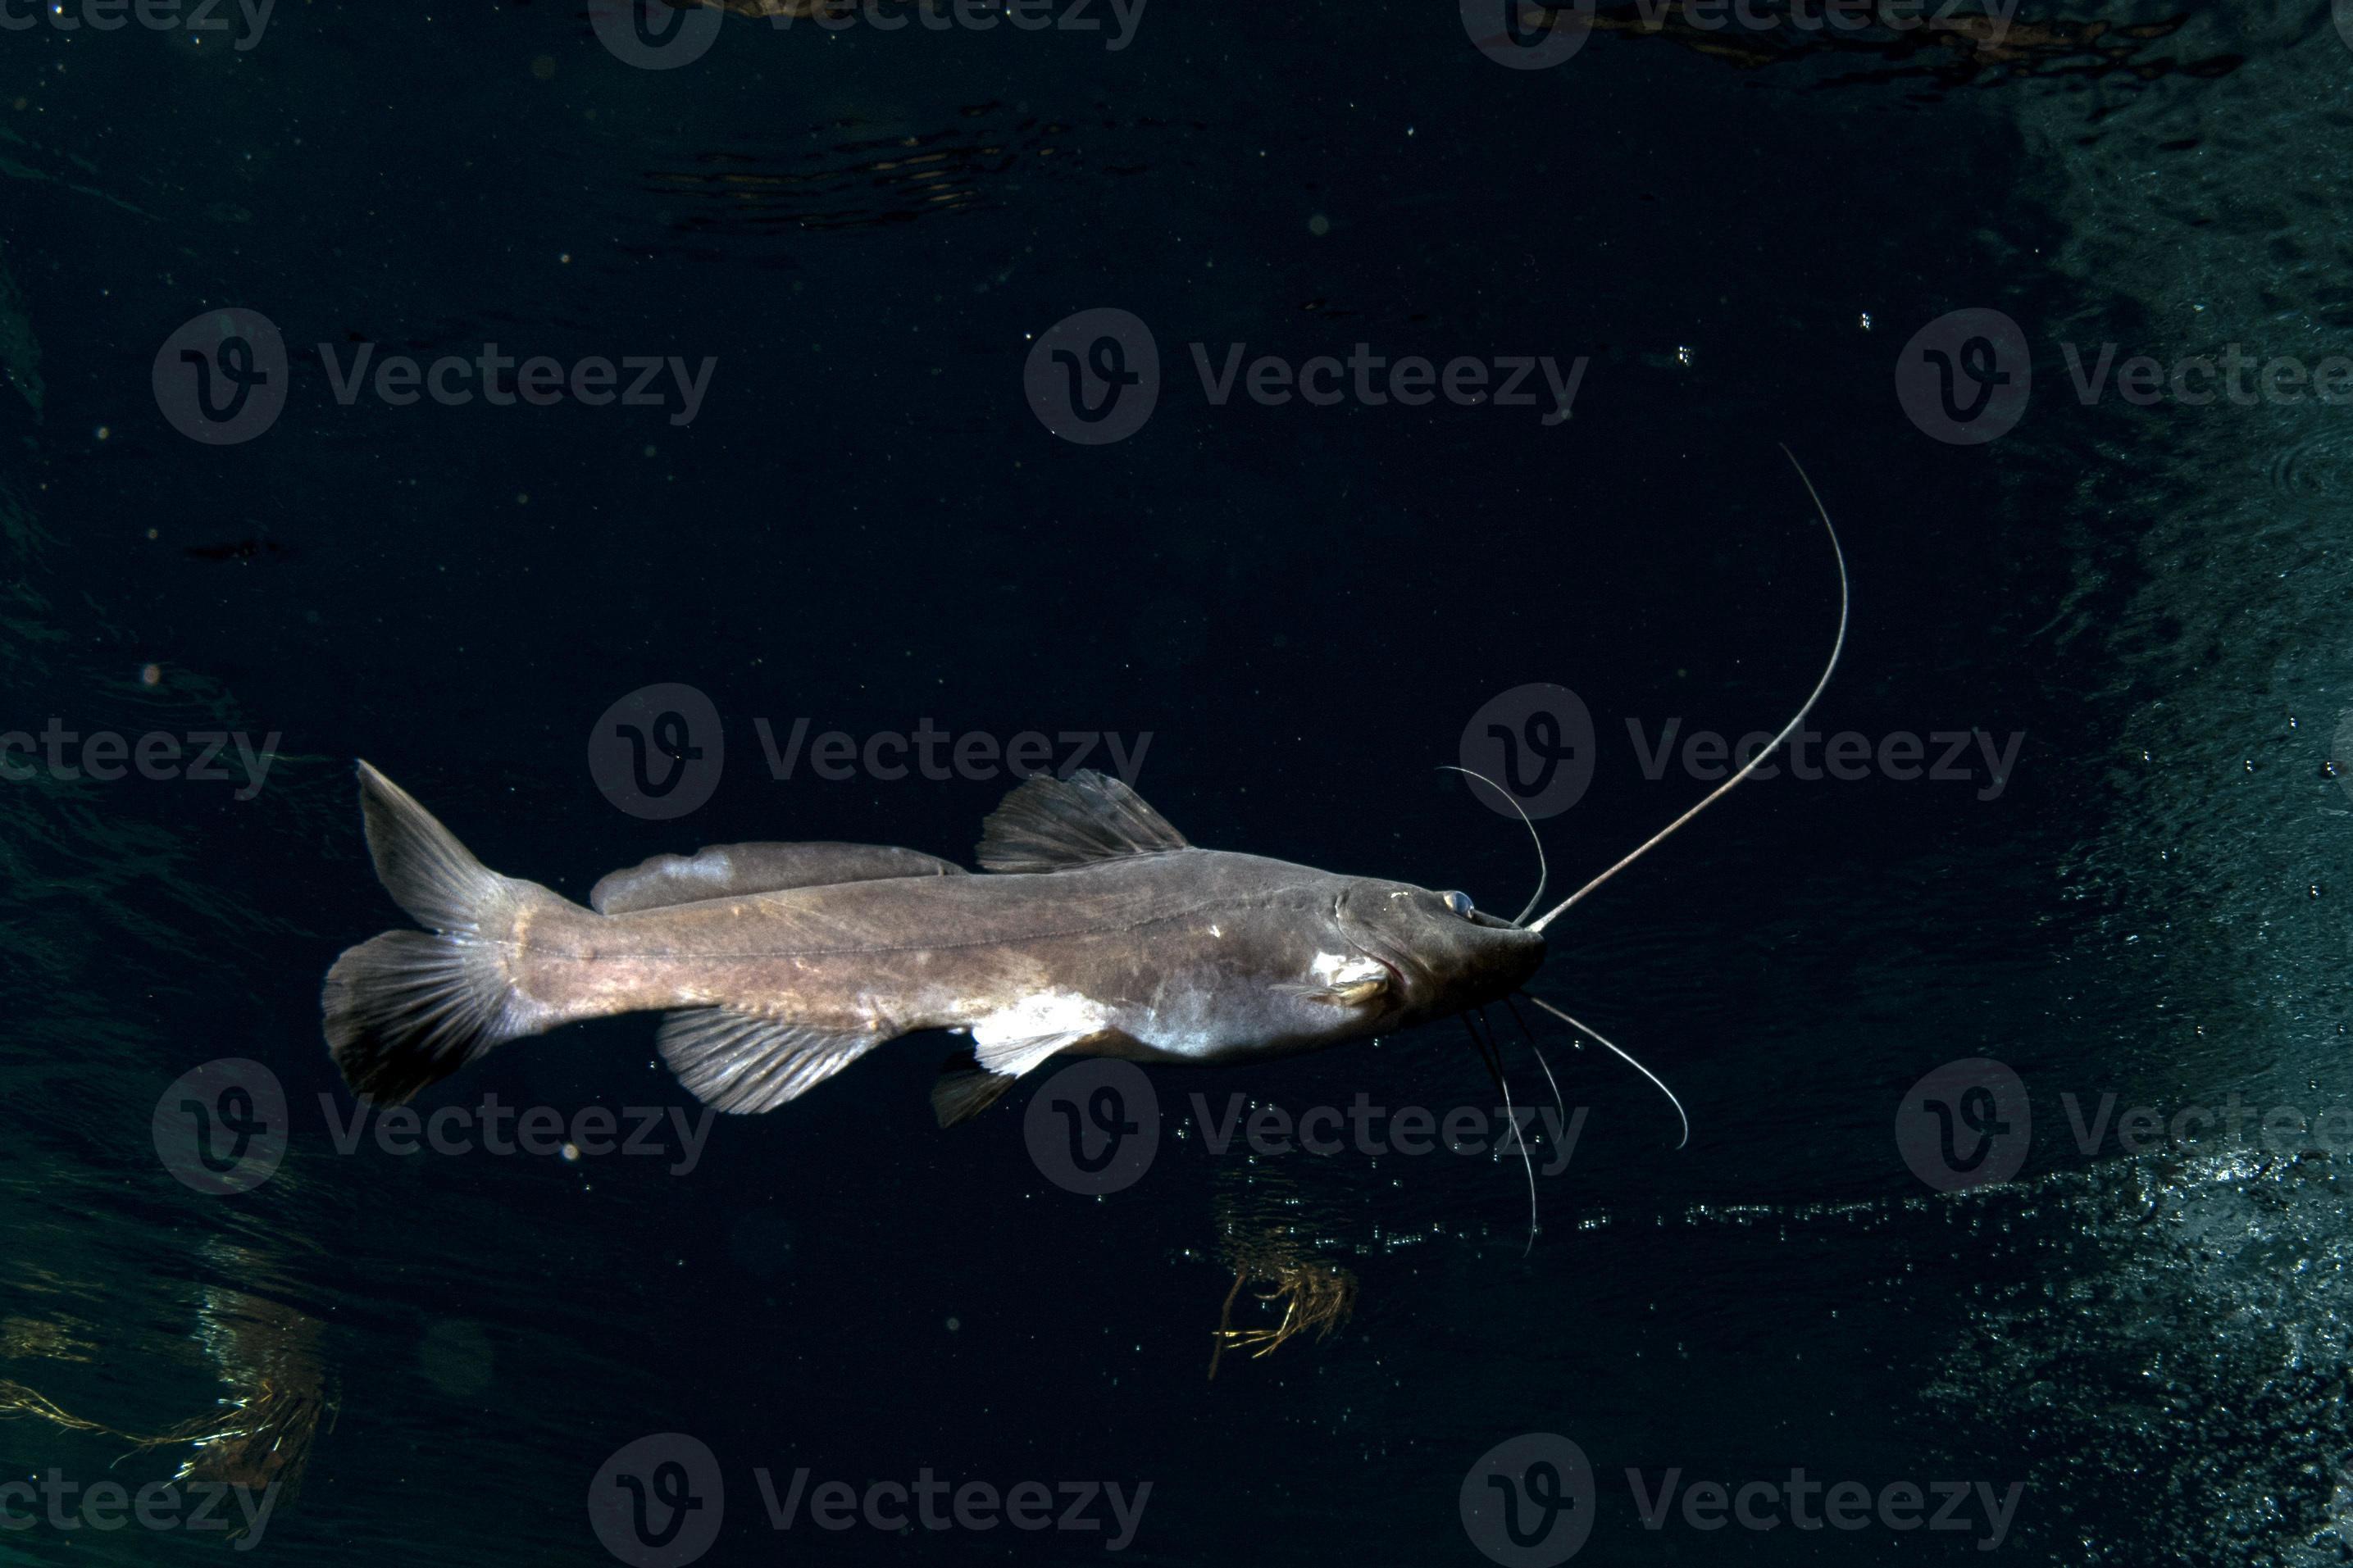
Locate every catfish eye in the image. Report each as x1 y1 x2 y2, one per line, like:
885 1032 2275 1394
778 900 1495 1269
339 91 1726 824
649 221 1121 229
1442 890 1474 918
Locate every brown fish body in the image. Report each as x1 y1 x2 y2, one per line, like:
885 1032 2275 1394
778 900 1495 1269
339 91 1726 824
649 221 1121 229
517 853 1418 1059
322 764 1543 1122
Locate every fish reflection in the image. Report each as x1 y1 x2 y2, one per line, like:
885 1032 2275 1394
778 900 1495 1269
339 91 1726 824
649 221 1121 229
1204 1169 1359 1380
0 1248 334 1538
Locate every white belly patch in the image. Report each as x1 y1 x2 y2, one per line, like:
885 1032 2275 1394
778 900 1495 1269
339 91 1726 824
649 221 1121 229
969 990 1113 1076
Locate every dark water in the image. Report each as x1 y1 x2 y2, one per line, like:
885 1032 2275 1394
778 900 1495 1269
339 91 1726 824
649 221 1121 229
3 1 2351 1562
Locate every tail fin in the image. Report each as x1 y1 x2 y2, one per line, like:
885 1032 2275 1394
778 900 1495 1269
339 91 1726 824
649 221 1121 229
321 761 567 1105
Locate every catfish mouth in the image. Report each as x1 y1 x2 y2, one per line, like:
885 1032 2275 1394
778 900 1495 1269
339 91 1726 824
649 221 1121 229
1333 887 1541 1019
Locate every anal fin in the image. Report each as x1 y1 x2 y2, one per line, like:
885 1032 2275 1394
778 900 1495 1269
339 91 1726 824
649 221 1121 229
931 1052 1019 1129
657 1007 885 1114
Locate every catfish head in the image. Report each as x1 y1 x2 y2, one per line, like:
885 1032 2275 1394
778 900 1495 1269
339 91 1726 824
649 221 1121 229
1335 879 1545 1029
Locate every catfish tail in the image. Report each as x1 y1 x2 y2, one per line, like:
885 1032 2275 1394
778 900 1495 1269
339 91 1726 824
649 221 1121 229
321 761 578 1105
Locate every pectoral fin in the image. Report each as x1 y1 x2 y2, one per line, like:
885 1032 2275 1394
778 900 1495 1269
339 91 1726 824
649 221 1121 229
1276 952 1391 1007
1274 977 1389 1007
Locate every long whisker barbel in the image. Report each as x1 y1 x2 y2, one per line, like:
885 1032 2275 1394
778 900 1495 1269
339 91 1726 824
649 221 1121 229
1437 764 1548 927
1521 993 1689 1151
1527 447 1848 936
1465 1010 1540 1254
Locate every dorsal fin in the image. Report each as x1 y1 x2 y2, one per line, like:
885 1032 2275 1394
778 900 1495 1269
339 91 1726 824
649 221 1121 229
976 770 1189 872
590 842 964 915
